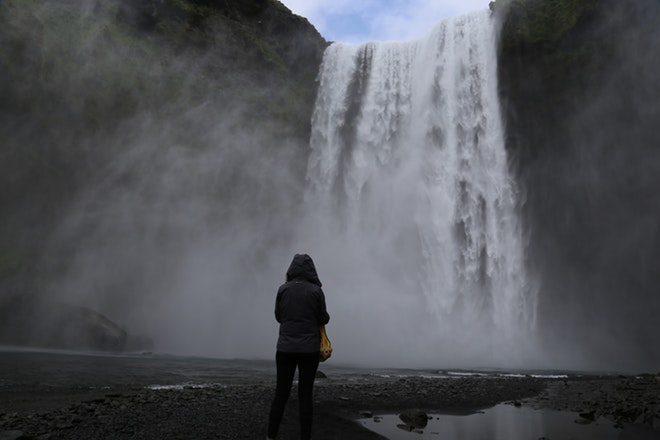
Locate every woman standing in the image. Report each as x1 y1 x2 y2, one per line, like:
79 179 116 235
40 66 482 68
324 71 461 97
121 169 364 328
267 254 330 440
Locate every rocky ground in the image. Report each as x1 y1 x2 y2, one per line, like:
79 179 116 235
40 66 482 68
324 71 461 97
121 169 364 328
530 374 660 428
1 374 659 439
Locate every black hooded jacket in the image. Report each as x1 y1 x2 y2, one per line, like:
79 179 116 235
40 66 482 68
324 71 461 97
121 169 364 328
275 254 330 353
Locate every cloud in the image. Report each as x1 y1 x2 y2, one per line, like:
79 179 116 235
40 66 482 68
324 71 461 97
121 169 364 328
280 0 491 43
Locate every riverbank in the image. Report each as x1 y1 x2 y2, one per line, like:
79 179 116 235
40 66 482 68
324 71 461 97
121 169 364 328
1 373 659 439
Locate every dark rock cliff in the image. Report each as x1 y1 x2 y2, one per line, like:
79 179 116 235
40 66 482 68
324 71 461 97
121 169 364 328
495 0 660 368
0 0 326 289
0 0 326 351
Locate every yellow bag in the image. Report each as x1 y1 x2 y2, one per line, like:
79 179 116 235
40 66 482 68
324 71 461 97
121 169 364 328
320 325 332 362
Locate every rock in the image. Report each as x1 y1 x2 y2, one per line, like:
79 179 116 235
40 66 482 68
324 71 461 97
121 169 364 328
0 431 26 440
396 424 414 432
359 410 373 418
578 410 595 421
398 409 428 429
57 422 74 429
0 294 127 351
315 370 327 379
614 406 643 423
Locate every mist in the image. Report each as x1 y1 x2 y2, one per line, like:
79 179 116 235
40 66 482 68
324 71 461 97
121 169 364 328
2 0 659 372
1 0 316 359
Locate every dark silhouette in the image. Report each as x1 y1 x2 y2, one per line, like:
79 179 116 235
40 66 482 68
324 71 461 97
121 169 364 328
267 254 330 440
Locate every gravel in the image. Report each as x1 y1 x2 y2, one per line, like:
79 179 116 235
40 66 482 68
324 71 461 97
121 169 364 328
1 374 659 439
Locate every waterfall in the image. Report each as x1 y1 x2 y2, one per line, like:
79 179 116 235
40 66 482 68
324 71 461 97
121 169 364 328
300 11 537 367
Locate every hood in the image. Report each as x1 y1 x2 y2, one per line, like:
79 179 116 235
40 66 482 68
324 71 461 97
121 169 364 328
286 253 322 287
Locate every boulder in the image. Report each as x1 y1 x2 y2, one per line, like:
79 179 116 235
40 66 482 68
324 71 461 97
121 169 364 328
0 431 26 440
398 409 429 429
0 294 151 352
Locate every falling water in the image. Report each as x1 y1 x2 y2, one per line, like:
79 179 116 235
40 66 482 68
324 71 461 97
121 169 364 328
300 11 537 367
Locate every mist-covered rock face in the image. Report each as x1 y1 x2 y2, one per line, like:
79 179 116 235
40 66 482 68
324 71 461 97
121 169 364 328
497 0 660 371
0 0 326 354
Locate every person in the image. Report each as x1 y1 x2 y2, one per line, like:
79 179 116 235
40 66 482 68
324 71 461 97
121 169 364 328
267 253 330 440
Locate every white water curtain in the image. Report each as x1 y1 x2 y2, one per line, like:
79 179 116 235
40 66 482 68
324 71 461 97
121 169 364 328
299 11 537 367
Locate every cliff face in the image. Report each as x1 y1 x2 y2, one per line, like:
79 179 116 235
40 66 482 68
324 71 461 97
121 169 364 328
0 0 326 296
0 0 326 351
496 0 660 368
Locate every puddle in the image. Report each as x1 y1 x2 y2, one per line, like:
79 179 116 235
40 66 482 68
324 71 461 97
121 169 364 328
359 404 659 439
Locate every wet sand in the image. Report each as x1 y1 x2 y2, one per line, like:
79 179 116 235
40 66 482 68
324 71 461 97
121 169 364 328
1 374 659 439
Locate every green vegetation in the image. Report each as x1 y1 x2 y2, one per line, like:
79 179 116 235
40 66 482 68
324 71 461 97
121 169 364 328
494 0 609 134
491 0 599 47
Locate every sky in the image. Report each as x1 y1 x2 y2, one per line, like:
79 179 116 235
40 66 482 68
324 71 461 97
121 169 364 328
279 0 492 43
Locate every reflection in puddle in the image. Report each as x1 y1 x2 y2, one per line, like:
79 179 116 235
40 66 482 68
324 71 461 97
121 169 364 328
359 404 654 439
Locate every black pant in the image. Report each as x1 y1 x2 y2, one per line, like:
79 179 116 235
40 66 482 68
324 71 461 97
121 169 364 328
267 351 320 440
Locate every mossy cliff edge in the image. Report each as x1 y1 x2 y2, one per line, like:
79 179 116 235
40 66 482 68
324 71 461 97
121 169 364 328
493 0 660 367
